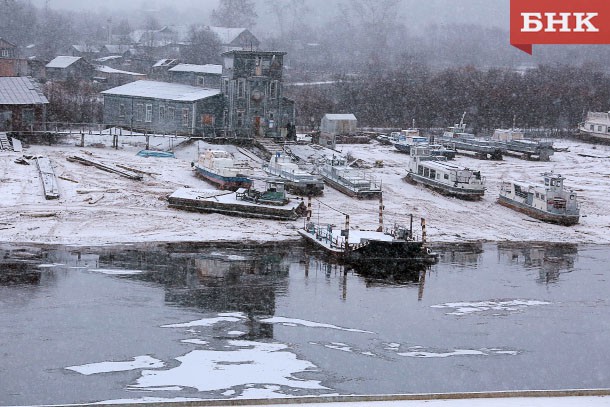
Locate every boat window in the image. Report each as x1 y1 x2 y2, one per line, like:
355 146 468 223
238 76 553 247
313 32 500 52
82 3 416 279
590 124 594 130
429 169 436 179
570 194 575 200
424 168 430 177
418 165 423 175
444 174 449 180
598 125 603 132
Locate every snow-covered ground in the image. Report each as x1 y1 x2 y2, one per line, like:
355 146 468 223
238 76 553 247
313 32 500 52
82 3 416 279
1 135 610 246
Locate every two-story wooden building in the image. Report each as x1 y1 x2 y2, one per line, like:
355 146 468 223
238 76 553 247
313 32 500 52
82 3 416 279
222 50 295 138
0 76 48 132
0 38 28 77
101 80 224 136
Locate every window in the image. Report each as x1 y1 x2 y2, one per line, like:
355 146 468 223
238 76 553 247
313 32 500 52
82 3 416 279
237 111 244 127
444 174 449 180
598 125 603 132
182 108 189 127
159 105 166 121
590 124 594 131
1 49 8 57
118 104 125 118
22 108 34 125
196 76 205 87
168 107 175 121
135 104 144 121
270 81 278 98
145 104 153 123
202 114 215 126
223 79 229 93
429 169 436 179
237 79 245 98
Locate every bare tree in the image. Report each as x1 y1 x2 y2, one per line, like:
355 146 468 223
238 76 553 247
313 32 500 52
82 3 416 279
211 0 258 28
180 26 223 65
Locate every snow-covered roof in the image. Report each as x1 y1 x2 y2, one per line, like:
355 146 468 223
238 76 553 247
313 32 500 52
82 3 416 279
70 44 100 53
101 80 221 102
46 56 82 69
169 64 222 74
95 55 122 62
0 76 49 105
95 65 146 76
153 59 178 68
208 26 251 44
324 114 357 121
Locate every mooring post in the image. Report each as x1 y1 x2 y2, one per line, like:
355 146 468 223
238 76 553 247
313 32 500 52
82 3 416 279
306 195 312 222
146 133 150 150
344 214 350 253
80 133 84 147
421 218 427 244
410 214 414 239
377 192 384 232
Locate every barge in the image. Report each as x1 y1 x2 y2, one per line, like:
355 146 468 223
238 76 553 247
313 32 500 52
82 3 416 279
317 154 382 199
263 152 325 196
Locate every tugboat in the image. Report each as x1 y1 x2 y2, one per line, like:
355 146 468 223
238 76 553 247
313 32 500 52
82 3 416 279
405 145 485 200
498 172 580 226
263 152 325 196
191 149 252 191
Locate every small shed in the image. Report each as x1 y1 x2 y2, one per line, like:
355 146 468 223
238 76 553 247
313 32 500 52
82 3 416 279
94 65 147 88
0 76 48 132
169 64 222 88
101 80 225 136
320 114 357 147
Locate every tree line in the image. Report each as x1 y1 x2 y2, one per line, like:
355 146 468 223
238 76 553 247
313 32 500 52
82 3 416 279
287 63 610 133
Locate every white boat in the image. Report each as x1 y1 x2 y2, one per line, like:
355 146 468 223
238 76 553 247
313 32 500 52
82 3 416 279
262 152 324 196
191 149 252 191
578 111 610 140
405 145 486 200
318 154 382 199
498 172 579 226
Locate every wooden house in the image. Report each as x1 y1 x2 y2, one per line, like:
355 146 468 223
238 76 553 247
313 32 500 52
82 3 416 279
94 66 146 88
222 50 295 138
208 27 259 53
169 64 222 88
101 80 224 136
45 56 94 81
65 44 100 60
0 76 48 132
0 38 28 77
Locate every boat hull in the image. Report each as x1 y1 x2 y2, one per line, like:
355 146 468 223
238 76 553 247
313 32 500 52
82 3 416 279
405 173 485 201
194 165 252 191
497 195 579 226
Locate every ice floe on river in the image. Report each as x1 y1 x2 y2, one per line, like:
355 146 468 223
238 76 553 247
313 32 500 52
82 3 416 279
431 299 551 316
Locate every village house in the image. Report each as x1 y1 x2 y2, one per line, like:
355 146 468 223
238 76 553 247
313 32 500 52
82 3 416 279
208 27 259 53
64 44 101 60
169 63 222 88
150 59 180 82
101 80 224 136
0 76 48 132
0 38 28 77
45 56 95 81
93 65 147 88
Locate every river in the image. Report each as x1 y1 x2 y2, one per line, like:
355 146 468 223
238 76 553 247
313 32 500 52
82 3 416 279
0 242 609 406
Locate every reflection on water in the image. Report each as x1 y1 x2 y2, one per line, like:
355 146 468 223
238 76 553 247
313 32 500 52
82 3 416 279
497 242 577 284
6 240 610 406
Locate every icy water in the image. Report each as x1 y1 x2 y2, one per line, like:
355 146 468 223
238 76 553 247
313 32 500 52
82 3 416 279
1 242 609 406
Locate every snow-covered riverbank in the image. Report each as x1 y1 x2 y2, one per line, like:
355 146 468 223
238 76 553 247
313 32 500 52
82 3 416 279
1 135 609 246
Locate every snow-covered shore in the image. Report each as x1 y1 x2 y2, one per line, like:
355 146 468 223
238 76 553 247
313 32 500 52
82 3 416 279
1 135 609 246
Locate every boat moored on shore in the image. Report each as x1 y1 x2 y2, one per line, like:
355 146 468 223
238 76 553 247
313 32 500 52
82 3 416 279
263 152 325 196
405 145 486 200
191 149 252 191
498 172 580 226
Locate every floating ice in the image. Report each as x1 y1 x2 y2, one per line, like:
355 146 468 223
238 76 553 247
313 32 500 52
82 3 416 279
431 299 551 316
260 316 374 333
180 339 208 345
130 340 327 395
66 355 164 375
397 349 486 358
90 268 145 275
162 316 242 328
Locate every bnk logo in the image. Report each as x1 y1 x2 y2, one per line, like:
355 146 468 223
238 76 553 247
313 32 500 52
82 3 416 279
510 0 610 54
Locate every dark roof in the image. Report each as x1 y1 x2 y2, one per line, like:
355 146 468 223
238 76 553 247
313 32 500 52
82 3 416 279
0 77 49 105
221 50 287 57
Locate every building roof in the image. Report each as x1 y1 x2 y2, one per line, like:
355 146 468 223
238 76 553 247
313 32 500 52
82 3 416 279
0 76 49 105
70 44 100 53
101 80 221 102
208 26 251 45
46 56 82 68
169 64 222 74
153 58 178 68
323 114 357 121
95 65 146 76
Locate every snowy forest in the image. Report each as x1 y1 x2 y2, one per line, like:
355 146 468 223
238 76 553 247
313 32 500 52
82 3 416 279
2 0 610 130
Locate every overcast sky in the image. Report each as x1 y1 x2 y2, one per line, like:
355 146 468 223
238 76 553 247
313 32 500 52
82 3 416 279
29 0 509 32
